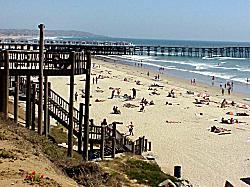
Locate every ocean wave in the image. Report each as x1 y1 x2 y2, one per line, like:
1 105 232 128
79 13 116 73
231 77 250 84
202 56 246 60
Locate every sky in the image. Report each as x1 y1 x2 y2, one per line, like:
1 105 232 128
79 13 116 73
0 0 250 42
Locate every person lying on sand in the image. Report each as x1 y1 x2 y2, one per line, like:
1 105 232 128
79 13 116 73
95 99 105 102
139 104 145 112
221 99 228 108
226 112 249 116
210 126 231 133
166 120 181 123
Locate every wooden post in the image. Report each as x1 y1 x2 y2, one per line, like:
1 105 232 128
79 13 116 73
38 23 45 135
78 103 84 153
14 76 19 123
145 139 148 152
131 142 135 154
25 76 31 129
0 51 9 119
31 83 36 131
148 141 152 151
68 51 75 158
47 82 51 134
83 51 91 161
142 136 145 153
111 122 117 158
100 125 105 160
43 76 48 136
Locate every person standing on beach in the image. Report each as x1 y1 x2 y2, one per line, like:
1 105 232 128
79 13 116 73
222 88 225 95
95 77 98 84
193 78 196 85
75 92 78 102
132 88 136 99
147 71 149 76
111 89 115 99
93 77 95 84
128 122 134 136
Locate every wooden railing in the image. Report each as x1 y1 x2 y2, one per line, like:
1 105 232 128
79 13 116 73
0 50 88 75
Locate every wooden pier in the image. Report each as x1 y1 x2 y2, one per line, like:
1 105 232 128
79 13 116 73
0 42 250 58
0 25 151 160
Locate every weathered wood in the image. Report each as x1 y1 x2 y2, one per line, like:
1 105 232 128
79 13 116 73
47 82 51 134
68 51 75 158
145 139 148 152
83 51 91 161
14 76 19 123
44 76 48 136
148 141 152 151
100 125 105 160
111 122 117 158
0 51 9 119
131 142 135 154
25 76 31 128
78 103 84 153
38 24 45 135
31 83 36 131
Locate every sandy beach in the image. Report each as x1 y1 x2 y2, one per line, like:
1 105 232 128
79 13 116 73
49 57 250 187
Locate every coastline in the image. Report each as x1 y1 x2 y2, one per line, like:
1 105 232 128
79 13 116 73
49 57 250 187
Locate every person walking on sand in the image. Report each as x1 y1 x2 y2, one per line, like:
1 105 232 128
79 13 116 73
95 76 98 84
75 92 78 102
132 88 136 99
128 122 134 136
111 89 115 99
93 77 95 84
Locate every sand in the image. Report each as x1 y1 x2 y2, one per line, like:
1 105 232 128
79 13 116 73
49 57 250 187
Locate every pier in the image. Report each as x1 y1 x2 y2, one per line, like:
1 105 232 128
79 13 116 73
0 41 250 58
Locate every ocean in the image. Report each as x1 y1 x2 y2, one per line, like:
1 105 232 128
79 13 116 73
58 36 250 96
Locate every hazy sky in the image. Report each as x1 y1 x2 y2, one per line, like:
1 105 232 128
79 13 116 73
0 0 249 41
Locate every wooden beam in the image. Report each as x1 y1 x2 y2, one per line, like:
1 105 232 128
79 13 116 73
25 76 31 129
67 51 75 158
14 76 19 123
38 23 45 135
83 51 91 161
43 76 48 136
78 103 84 153
31 83 36 131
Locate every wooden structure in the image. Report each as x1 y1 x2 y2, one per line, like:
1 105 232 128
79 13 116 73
0 42 250 58
0 25 152 160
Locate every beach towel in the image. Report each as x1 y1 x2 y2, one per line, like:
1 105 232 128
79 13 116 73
243 98 250 101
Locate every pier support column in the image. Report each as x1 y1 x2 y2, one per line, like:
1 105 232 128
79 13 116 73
68 52 75 158
131 142 135 154
31 83 36 131
38 23 45 135
14 76 19 123
83 51 91 161
0 51 9 120
43 76 48 136
25 76 31 128
148 142 152 151
78 103 84 153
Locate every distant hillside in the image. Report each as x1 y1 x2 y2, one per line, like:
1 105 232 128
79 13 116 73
0 29 106 38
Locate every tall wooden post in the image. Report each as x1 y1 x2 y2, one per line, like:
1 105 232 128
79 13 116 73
131 142 135 154
38 24 45 135
47 82 51 133
111 122 117 158
68 52 75 158
31 83 36 131
14 76 19 123
148 142 152 151
0 51 9 119
83 51 91 161
25 76 31 129
100 125 105 160
78 103 84 153
43 76 48 136
145 139 148 152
